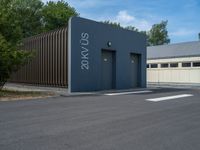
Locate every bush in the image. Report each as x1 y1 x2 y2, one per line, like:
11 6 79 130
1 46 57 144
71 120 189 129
0 34 33 90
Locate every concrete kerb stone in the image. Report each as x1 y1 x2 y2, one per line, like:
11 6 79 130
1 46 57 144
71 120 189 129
4 83 161 98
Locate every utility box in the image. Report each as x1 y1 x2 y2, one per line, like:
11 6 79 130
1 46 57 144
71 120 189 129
68 17 146 92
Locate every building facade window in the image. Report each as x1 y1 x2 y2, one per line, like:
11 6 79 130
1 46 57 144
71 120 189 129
182 62 191 67
148 61 200 68
170 63 178 68
161 63 169 68
193 62 200 67
150 64 158 68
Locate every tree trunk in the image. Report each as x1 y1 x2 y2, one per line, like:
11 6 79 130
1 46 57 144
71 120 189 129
0 81 6 91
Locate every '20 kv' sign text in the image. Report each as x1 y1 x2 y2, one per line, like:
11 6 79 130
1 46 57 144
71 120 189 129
80 32 89 70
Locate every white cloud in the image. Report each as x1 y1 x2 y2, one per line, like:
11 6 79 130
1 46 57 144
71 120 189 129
116 10 135 24
114 10 152 31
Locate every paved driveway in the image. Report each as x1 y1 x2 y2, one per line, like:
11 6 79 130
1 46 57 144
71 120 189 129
0 88 200 150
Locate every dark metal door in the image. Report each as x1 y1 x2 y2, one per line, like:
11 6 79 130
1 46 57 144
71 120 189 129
101 50 114 90
130 54 139 87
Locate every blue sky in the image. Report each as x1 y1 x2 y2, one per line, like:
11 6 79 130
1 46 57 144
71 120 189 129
43 0 200 43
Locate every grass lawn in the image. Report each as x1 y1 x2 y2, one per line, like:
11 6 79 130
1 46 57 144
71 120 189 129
0 89 54 101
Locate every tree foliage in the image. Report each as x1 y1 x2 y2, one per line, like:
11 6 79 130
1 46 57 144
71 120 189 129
11 0 44 38
0 0 78 38
102 21 121 28
0 0 22 45
102 20 140 32
147 21 170 46
42 0 79 31
124 26 139 32
0 34 33 89
0 0 34 89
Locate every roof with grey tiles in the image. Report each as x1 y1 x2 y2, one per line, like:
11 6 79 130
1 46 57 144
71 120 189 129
147 41 200 59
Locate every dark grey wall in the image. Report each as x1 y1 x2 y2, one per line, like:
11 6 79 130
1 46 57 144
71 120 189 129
69 17 146 92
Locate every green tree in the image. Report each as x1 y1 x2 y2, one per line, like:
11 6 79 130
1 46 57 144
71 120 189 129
147 21 170 46
42 0 78 31
124 26 139 32
102 20 141 33
0 0 33 90
102 20 121 28
0 34 33 90
0 0 22 45
11 0 44 38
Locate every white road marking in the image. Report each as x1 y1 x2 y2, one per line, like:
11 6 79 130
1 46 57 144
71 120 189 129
146 94 193 102
104 90 152 96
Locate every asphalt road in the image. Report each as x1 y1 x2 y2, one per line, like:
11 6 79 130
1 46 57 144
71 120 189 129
0 88 200 150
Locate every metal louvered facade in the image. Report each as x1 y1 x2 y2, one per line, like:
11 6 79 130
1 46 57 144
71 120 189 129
11 27 68 87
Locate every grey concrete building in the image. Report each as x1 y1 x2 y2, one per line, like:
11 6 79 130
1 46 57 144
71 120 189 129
11 17 147 93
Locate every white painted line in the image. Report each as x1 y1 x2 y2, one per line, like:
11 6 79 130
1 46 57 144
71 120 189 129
104 90 152 96
146 94 193 102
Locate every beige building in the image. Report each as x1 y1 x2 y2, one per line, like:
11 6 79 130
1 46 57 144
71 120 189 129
147 41 200 85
